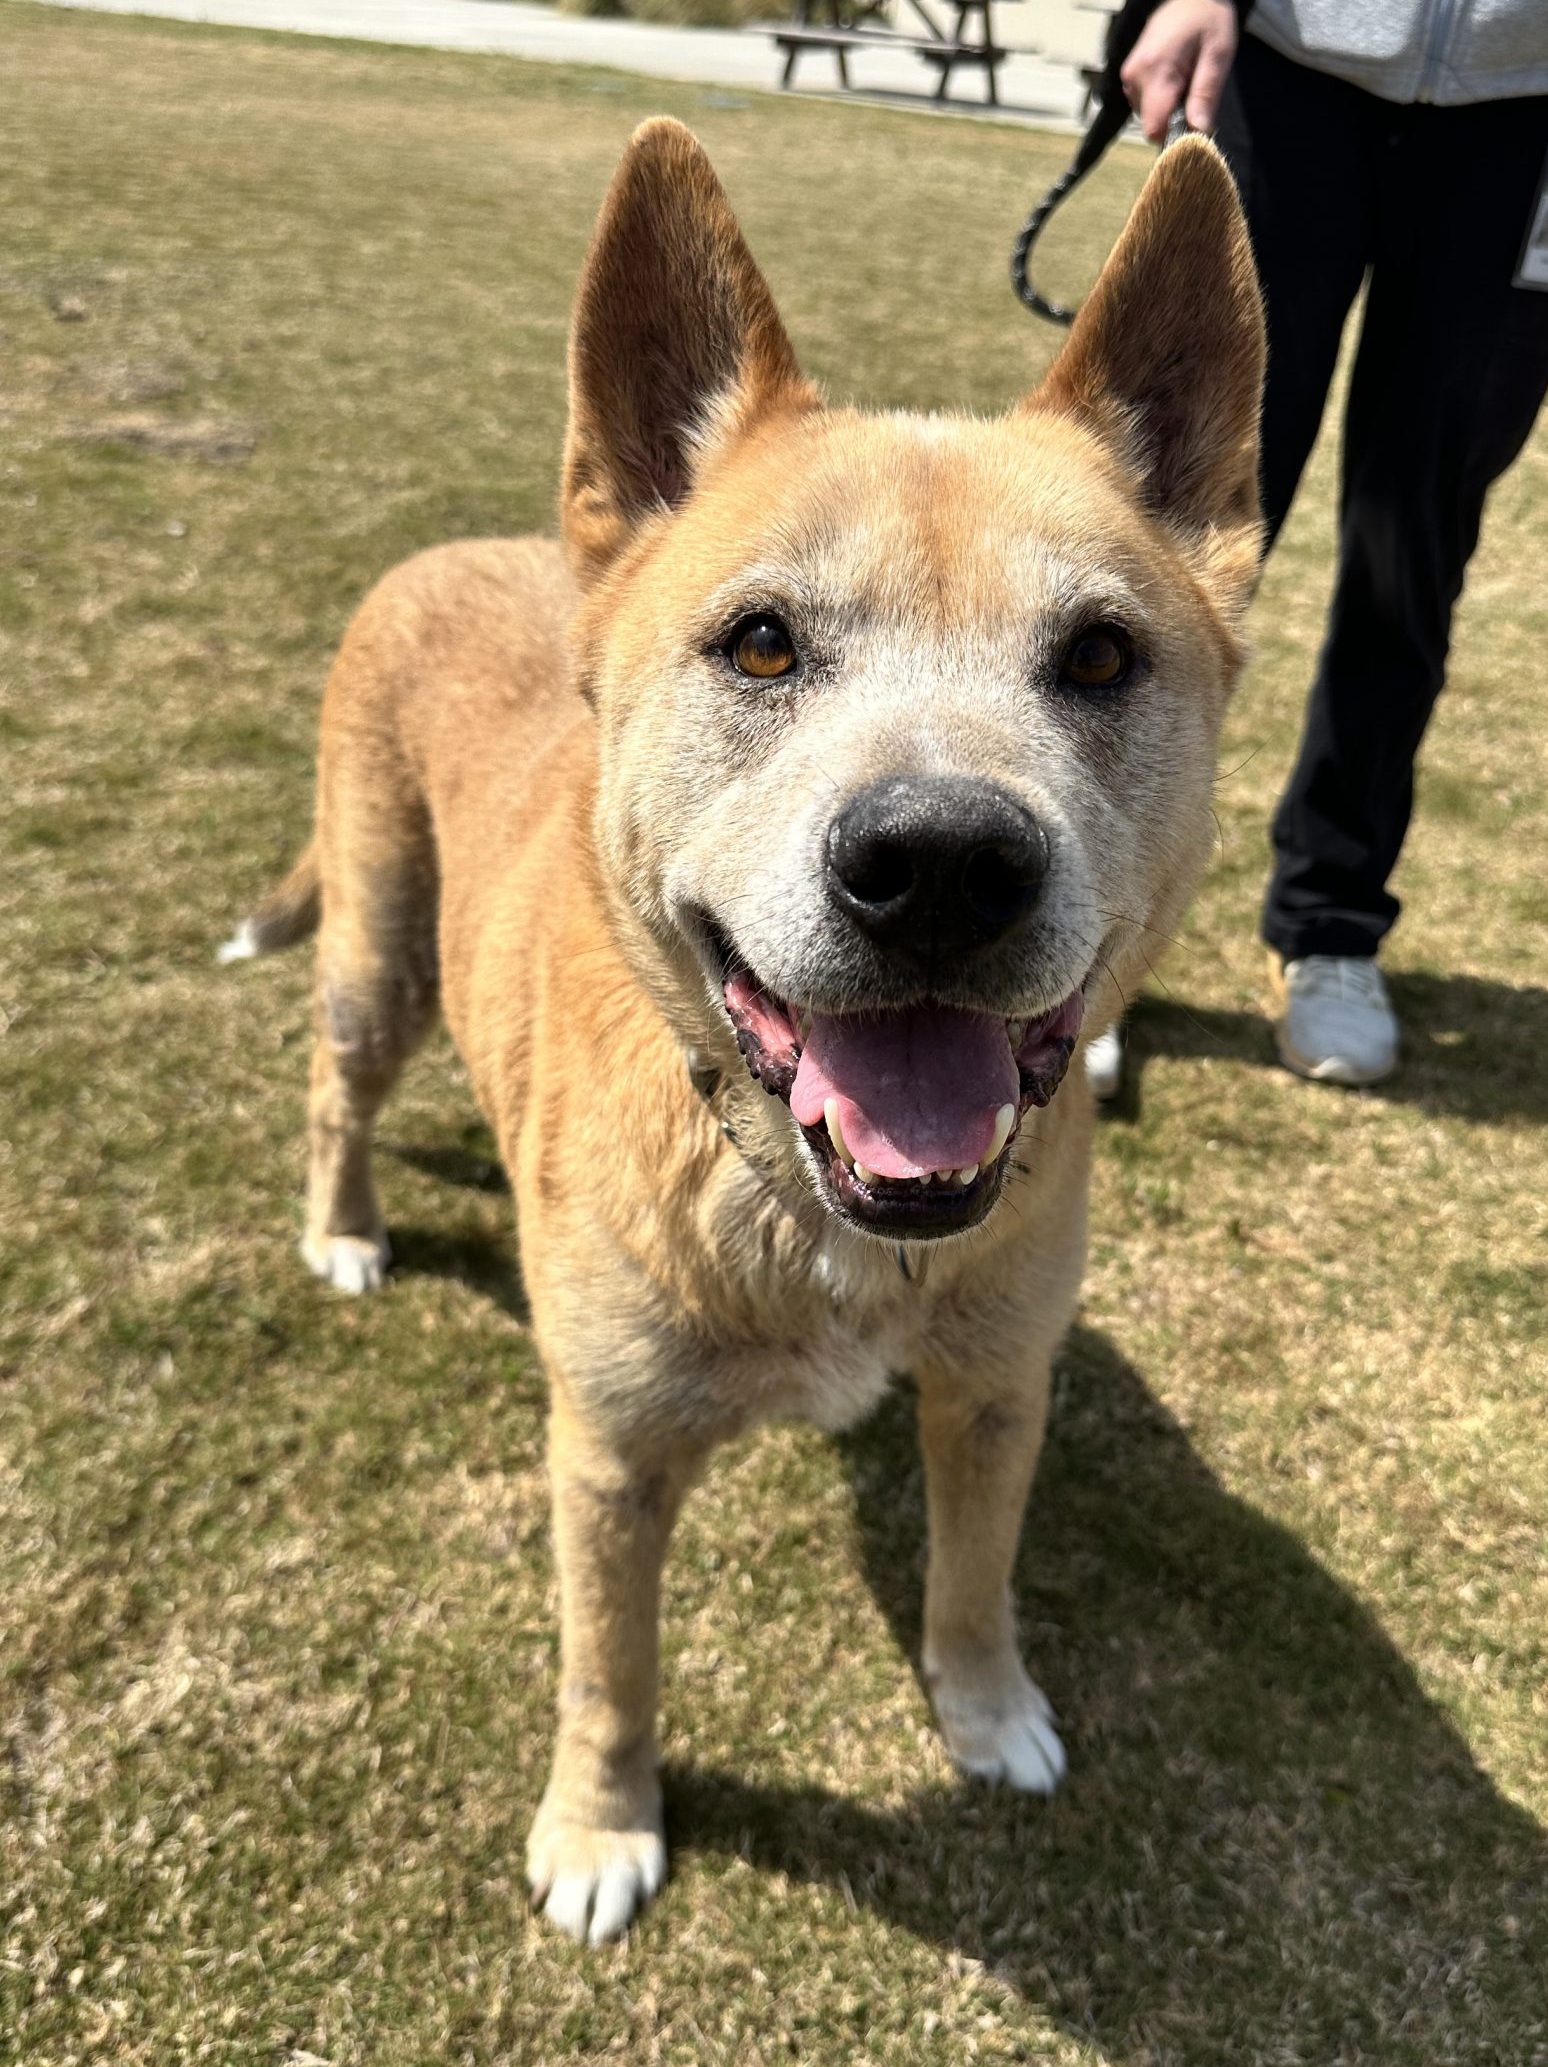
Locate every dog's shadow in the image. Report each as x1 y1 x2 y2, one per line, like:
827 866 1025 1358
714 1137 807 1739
669 1326 1547 2057
1112 971 1548 1126
384 1133 530 1322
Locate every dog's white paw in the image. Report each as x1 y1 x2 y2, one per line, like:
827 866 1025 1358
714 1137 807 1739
931 1664 1067 1795
301 1232 390 1295
527 1823 666 1945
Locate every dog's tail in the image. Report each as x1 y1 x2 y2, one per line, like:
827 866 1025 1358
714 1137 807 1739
216 841 321 965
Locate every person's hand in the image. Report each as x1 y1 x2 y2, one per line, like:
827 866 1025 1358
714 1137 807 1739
1119 0 1239 143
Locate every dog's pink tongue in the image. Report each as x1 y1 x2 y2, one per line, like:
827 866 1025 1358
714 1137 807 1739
790 1006 1018 1179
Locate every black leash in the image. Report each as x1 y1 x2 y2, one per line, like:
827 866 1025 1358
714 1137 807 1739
1011 0 1246 323
1010 0 1159 322
1010 0 1161 322
1009 91 1133 322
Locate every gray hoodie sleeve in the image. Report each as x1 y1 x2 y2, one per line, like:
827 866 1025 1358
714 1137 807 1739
1246 0 1548 105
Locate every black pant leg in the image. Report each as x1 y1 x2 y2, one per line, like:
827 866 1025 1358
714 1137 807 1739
1262 94 1548 961
1214 37 1375 542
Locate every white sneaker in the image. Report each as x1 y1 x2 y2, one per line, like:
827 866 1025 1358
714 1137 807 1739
1084 1025 1123 1101
1274 954 1398 1085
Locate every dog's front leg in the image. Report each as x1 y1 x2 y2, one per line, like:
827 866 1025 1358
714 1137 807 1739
916 1363 1066 1794
526 1398 699 1944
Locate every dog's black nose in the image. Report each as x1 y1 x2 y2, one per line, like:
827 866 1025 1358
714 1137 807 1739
825 775 1048 961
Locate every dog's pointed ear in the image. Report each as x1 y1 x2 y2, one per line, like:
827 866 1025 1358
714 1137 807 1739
562 119 816 585
1029 136 1264 558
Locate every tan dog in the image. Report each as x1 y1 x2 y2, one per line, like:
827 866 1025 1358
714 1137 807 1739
224 119 1262 1943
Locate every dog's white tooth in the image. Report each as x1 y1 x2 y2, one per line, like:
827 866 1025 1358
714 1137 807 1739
853 1161 879 1189
987 1104 1015 1164
1006 1019 1026 1048
823 1098 854 1168
797 1009 812 1042
956 1165 978 1186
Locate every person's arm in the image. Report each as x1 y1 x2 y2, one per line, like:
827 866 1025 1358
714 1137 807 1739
1119 0 1242 142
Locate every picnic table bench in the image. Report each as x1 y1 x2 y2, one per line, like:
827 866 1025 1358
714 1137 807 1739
770 0 1008 106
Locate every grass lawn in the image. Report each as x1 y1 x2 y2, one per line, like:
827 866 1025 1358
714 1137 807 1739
2 6 1545 2062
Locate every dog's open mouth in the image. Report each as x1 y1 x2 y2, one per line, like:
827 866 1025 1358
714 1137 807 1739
719 954 1085 1239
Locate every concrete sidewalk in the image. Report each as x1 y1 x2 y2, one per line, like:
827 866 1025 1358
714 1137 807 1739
35 0 1093 126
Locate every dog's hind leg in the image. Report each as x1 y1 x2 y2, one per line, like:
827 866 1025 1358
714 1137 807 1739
302 774 439 1295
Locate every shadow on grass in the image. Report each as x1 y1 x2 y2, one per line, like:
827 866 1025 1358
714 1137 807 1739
383 1127 529 1317
670 1325 1547 2060
388 1137 510 1196
1110 973 1548 1126
385 1220 529 1324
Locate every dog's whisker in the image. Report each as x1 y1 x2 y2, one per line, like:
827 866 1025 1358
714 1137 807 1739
1214 741 1265 786
1084 906 1204 960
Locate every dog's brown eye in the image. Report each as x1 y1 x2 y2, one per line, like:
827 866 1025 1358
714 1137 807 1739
1062 625 1133 690
728 614 797 680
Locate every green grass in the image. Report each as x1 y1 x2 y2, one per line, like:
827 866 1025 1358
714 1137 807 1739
1 7 1545 2063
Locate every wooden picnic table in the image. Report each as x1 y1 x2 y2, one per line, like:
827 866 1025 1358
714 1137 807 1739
770 0 1009 105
